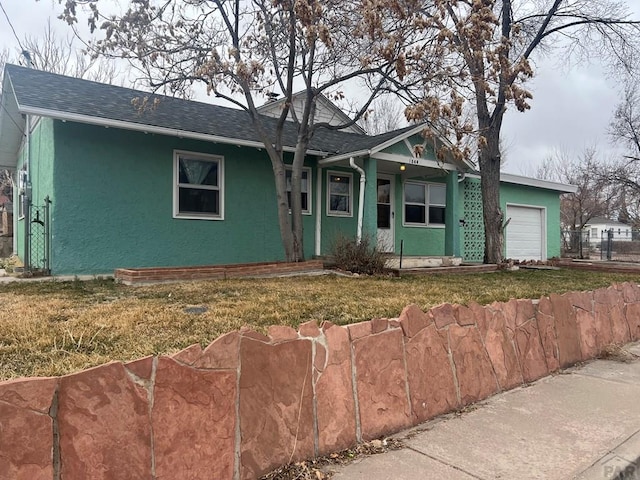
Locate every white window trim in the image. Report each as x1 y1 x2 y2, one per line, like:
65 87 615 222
326 170 353 217
285 165 312 215
402 181 446 228
173 150 224 220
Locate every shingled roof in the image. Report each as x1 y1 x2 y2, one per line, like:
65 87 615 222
1 64 418 158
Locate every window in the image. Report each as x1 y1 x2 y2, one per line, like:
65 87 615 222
285 166 311 214
327 171 352 216
403 181 446 226
174 151 223 219
591 228 598 237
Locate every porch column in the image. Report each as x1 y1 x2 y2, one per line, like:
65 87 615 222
445 170 460 256
361 156 378 241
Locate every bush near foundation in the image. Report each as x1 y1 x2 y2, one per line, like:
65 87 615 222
330 234 386 275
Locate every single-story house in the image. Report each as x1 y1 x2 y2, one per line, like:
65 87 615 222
0 64 576 275
584 217 633 245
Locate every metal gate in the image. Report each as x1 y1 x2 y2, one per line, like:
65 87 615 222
26 196 51 274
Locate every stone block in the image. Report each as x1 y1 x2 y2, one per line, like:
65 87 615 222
58 362 152 479
125 355 154 381
566 291 594 313
625 303 640 341
353 329 412 440
348 321 372 340
0 376 57 412
171 343 203 365
268 325 299 342
239 327 270 343
550 294 582 368
399 304 430 337
455 303 479 326
606 302 631 345
405 324 458 423
153 357 236 480
514 320 548 383
239 338 315 479
448 324 499 405
299 320 321 338
476 307 523 390
535 298 560 373
371 318 389 334
431 303 456 329
619 282 640 303
0 378 57 480
195 331 241 370
515 299 536 327
316 324 357 454
575 309 599 360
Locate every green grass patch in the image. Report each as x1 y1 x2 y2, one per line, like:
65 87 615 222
0 268 637 380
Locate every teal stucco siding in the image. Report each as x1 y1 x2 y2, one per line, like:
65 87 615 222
50 121 316 274
320 166 361 254
392 174 448 256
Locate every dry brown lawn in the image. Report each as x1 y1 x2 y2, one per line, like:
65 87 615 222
0 269 638 381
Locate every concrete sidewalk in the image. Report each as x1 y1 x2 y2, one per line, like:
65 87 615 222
329 344 640 480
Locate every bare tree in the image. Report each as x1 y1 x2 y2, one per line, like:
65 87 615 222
535 148 618 230
57 0 412 262
20 20 117 83
357 95 407 135
605 81 640 224
399 0 640 263
0 21 118 205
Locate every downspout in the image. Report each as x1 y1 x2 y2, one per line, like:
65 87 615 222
314 164 322 256
11 174 17 254
349 157 366 243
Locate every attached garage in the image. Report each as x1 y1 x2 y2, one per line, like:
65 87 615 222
505 205 546 261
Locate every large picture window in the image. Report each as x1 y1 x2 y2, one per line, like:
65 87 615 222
174 151 223 219
403 181 446 226
327 171 353 216
285 166 311 214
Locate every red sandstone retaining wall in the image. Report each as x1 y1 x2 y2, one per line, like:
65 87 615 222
2 282 640 480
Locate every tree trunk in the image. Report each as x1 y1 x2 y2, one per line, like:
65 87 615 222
269 154 297 262
479 126 504 264
289 141 307 262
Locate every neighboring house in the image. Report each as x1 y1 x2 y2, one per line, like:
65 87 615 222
256 91 367 134
584 217 632 245
0 64 576 275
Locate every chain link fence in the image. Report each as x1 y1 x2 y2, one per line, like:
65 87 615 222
562 228 640 262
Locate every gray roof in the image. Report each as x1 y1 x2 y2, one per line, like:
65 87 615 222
586 217 629 226
2 64 418 156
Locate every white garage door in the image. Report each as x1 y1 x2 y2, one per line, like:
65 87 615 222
506 205 544 261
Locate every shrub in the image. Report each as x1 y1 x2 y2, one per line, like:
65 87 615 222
329 234 386 275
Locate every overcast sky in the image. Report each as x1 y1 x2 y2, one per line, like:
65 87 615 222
1 0 639 176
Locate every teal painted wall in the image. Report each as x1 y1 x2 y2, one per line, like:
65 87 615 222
320 166 361 253
379 133 437 159
500 182 563 258
393 174 447 256
15 118 56 265
51 121 316 274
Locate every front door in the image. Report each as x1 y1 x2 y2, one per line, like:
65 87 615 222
377 175 394 252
